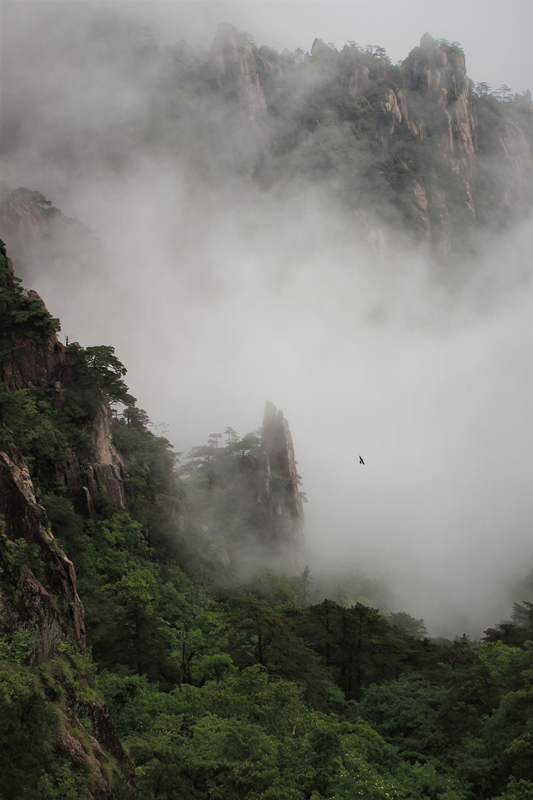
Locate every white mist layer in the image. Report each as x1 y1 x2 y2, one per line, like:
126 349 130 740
1 3 532 639
12 158 532 640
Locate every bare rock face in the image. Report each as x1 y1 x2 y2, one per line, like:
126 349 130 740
65 695 135 781
0 189 48 243
346 66 369 101
3 327 66 395
210 24 267 123
497 118 533 206
402 33 477 227
0 446 85 659
0 243 129 513
257 401 305 567
381 88 405 138
311 38 336 61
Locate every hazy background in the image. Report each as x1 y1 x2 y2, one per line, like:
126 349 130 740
1 0 532 639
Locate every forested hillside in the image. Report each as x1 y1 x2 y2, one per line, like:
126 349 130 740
1 10 533 800
1 238 533 799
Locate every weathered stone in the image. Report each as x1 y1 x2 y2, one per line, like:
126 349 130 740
310 38 336 61
257 401 305 568
65 695 135 778
345 66 369 101
210 25 267 123
0 447 86 658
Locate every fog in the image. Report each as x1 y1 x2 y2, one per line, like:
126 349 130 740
1 1 532 639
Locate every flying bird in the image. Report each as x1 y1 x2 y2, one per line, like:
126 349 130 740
359 456 365 465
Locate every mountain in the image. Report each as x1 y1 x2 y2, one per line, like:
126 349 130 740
1 16 533 799
1 22 532 260
209 26 532 249
0 238 309 794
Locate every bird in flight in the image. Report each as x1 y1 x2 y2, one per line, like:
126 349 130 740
359 456 365 465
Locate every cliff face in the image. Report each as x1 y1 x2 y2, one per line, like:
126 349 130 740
186 401 305 570
258 400 305 565
263 31 532 249
230 402 305 568
0 187 50 244
394 33 532 242
0 241 129 516
61 402 130 519
401 33 477 221
0 445 85 659
0 244 138 793
0 443 134 795
210 24 268 124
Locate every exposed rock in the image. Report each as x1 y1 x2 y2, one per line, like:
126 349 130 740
1 244 130 512
0 190 48 243
413 182 431 235
346 66 369 101
3 334 66 395
381 88 404 137
91 403 129 508
65 695 135 779
256 53 283 82
498 119 533 206
56 404 130 515
60 702 134 798
0 446 85 659
402 33 477 223
257 401 305 567
210 24 267 123
310 38 336 61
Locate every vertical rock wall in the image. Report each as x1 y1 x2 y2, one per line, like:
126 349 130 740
0 446 86 659
257 401 305 568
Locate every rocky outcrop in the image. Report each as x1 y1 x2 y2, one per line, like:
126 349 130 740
60 429 130 519
256 401 305 567
65 695 135 781
0 243 129 512
0 188 49 243
311 38 337 62
2 321 66 395
497 118 533 206
402 33 477 221
346 66 369 101
210 24 267 123
0 446 85 659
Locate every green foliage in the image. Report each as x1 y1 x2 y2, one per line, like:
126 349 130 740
0 629 38 665
65 342 136 414
390 611 428 640
0 662 59 797
112 408 178 502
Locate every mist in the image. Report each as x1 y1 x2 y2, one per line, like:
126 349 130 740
1 1 531 640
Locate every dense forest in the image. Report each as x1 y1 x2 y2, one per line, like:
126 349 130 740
1 235 533 798
1 9 533 800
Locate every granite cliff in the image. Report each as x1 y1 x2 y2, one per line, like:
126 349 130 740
0 241 130 517
208 29 532 249
183 401 306 571
0 242 134 795
258 400 305 565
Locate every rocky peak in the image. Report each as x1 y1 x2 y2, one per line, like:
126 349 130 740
310 38 336 61
257 401 305 567
210 23 267 123
0 187 49 244
401 33 477 226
